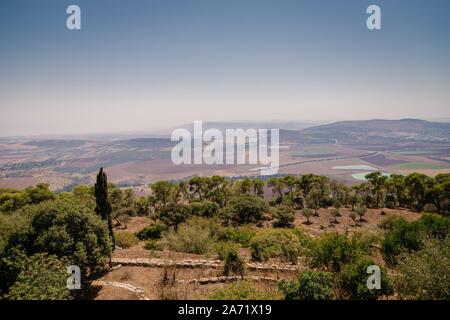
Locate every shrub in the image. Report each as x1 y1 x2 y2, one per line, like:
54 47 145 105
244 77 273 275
381 214 450 266
423 203 438 213
209 281 282 300
306 233 367 272
162 217 218 254
355 206 367 221
217 225 256 247
136 222 167 240
144 239 164 251
115 232 139 249
338 257 393 300
223 250 246 278
230 194 269 224
280 240 301 264
114 206 136 218
279 270 334 300
396 237 450 300
349 211 357 225
215 241 241 260
302 209 314 224
250 229 302 262
190 200 220 218
272 205 295 228
116 213 131 228
5 253 70 300
1 198 112 273
157 203 191 231
330 208 340 223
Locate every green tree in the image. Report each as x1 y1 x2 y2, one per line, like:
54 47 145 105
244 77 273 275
133 196 150 216
272 204 295 228
404 173 428 210
279 270 334 300
330 208 340 224
0 198 112 296
267 177 284 204
250 229 302 262
396 237 450 300
123 189 135 207
23 183 55 205
306 233 367 272
230 194 269 224
157 203 190 232
223 249 246 279
349 211 357 226
305 185 322 216
190 200 220 218
355 206 367 222
252 179 265 198
302 208 314 225
380 214 450 266
338 257 393 300
94 168 114 248
365 172 388 208
5 253 70 300
150 181 176 208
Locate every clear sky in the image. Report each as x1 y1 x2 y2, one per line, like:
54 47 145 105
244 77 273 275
0 0 449 136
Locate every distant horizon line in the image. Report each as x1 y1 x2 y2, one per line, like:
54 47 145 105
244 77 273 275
1 117 449 140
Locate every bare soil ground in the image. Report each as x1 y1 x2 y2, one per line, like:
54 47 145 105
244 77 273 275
294 207 421 237
91 266 288 300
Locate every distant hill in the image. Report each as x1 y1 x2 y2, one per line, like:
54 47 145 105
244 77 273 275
177 121 315 132
281 119 450 145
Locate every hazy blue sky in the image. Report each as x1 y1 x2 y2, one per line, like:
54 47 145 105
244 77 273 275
0 0 449 136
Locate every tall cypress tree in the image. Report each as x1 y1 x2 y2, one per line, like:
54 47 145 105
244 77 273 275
94 167 115 249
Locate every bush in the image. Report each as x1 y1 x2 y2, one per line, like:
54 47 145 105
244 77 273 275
162 217 219 254
250 229 302 262
423 203 438 213
381 214 450 266
215 241 241 260
330 208 340 223
1 198 112 273
115 232 139 249
272 205 295 228
223 250 246 278
5 253 70 300
396 237 450 300
279 270 334 300
302 209 314 224
209 281 282 300
157 203 191 231
0 184 56 213
338 257 393 300
217 225 256 247
306 233 367 272
230 194 269 224
355 206 367 221
144 239 164 251
190 200 220 218
280 241 301 264
136 222 167 240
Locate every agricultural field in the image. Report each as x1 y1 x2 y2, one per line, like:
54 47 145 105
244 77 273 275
2 119 450 190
